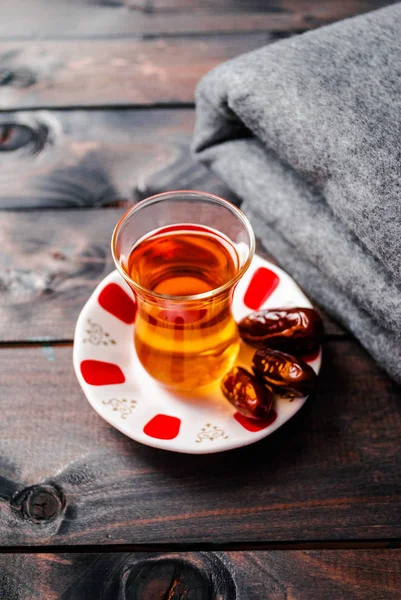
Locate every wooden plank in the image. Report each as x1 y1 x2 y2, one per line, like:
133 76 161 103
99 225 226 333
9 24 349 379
0 109 241 209
0 208 345 342
0 208 121 343
1 550 401 599
0 35 272 110
0 6 302 40
0 0 392 40
153 0 392 18
0 340 399 545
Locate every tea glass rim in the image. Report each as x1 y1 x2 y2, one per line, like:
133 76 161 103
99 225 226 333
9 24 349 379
111 190 256 302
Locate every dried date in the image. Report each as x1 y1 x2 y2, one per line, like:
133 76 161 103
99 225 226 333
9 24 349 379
221 366 274 420
238 308 323 354
252 348 316 399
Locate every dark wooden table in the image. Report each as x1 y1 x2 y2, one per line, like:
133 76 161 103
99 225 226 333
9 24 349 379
1 1 401 598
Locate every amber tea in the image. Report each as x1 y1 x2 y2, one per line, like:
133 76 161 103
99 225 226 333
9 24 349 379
128 225 241 389
112 190 255 390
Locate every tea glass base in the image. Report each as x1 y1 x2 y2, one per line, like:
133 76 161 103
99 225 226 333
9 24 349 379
135 340 241 391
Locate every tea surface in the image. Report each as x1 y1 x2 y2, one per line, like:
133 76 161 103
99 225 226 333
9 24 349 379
128 226 239 296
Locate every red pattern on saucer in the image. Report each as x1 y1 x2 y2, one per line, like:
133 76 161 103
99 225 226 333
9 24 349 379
234 410 278 432
144 414 182 440
98 283 136 324
243 267 280 309
80 359 126 385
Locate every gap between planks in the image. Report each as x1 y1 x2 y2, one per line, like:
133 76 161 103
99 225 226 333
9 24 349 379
0 334 352 348
1 539 400 554
0 29 294 42
0 103 196 115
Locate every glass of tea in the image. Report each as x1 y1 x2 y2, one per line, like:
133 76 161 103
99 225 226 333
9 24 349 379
111 190 255 390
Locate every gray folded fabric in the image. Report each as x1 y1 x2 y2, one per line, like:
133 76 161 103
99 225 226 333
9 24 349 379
192 4 401 383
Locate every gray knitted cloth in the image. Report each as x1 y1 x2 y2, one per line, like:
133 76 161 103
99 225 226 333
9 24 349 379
193 4 401 383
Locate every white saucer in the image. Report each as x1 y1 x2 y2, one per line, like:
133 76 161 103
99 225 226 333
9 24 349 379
73 254 321 454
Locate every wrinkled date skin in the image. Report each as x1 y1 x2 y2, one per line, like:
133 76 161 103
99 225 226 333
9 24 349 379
252 348 316 399
238 308 323 354
221 366 274 420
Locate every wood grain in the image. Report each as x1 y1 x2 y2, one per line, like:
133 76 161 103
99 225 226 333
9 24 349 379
0 208 345 342
0 208 121 342
0 35 275 109
0 109 241 209
1 550 401 599
153 0 390 17
0 0 392 40
0 340 399 545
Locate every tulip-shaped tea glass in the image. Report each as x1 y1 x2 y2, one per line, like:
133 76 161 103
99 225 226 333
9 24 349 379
112 191 255 390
